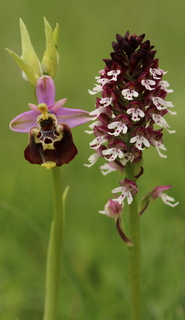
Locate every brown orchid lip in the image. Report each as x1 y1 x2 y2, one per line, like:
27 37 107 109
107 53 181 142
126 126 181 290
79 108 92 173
24 122 78 168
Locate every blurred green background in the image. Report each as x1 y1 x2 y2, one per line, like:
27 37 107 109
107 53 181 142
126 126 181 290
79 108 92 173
0 0 185 319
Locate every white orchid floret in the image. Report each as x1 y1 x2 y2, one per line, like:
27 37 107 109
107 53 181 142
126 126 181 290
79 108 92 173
85 120 101 134
88 73 111 95
102 147 124 162
121 88 139 100
120 152 135 166
89 106 108 117
158 80 173 93
108 121 128 136
112 186 133 205
107 69 121 81
127 107 145 121
149 68 167 79
141 79 156 90
88 84 103 95
84 152 101 167
161 194 179 207
151 185 179 207
150 139 167 158
130 135 150 150
152 97 176 115
100 97 113 107
96 77 110 86
112 179 138 205
89 97 113 118
140 185 178 215
152 114 176 133
100 163 117 175
90 135 108 150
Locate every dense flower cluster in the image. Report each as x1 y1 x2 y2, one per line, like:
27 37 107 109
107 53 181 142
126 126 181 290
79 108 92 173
85 31 178 215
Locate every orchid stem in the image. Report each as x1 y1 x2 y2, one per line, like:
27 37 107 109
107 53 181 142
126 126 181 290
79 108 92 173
126 162 142 320
43 166 65 320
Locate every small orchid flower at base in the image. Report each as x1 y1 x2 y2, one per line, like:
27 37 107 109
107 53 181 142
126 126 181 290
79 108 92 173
10 75 92 169
99 199 133 245
99 198 123 218
139 185 179 215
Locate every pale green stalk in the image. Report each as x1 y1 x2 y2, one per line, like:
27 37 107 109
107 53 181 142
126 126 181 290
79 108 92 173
126 162 142 320
43 166 68 320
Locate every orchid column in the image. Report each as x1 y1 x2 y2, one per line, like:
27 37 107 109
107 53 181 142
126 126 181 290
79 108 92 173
85 31 178 320
7 18 91 320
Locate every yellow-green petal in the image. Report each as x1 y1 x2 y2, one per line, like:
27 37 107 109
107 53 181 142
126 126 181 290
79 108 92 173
41 17 59 78
6 48 39 87
20 18 42 79
52 23 60 47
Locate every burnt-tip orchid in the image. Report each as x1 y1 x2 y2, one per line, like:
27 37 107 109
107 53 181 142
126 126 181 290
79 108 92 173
85 31 178 243
10 75 92 169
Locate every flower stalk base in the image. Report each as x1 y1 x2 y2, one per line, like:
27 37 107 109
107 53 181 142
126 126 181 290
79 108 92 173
126 162 142 320
127 194 142 320
43 167 66 320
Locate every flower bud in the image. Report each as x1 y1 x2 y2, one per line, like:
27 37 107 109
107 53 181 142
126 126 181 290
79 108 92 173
99 198 123 217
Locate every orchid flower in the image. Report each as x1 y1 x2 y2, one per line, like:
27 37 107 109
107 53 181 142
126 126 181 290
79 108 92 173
10 75 92 169
139 185 179 215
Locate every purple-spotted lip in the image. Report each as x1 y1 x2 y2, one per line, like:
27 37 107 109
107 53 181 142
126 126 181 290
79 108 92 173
10 75 92 133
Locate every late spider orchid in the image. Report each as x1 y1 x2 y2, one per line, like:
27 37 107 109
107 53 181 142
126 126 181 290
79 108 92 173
10 75 92 169
7 18 94 320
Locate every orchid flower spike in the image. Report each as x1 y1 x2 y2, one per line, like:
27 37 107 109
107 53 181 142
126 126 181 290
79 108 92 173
85 31 178 222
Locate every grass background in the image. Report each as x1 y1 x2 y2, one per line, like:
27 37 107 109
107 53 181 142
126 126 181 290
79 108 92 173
0 0 185 319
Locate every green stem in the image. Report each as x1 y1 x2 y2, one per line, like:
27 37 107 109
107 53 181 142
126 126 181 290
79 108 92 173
126 162 142 320
43 166 65 320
